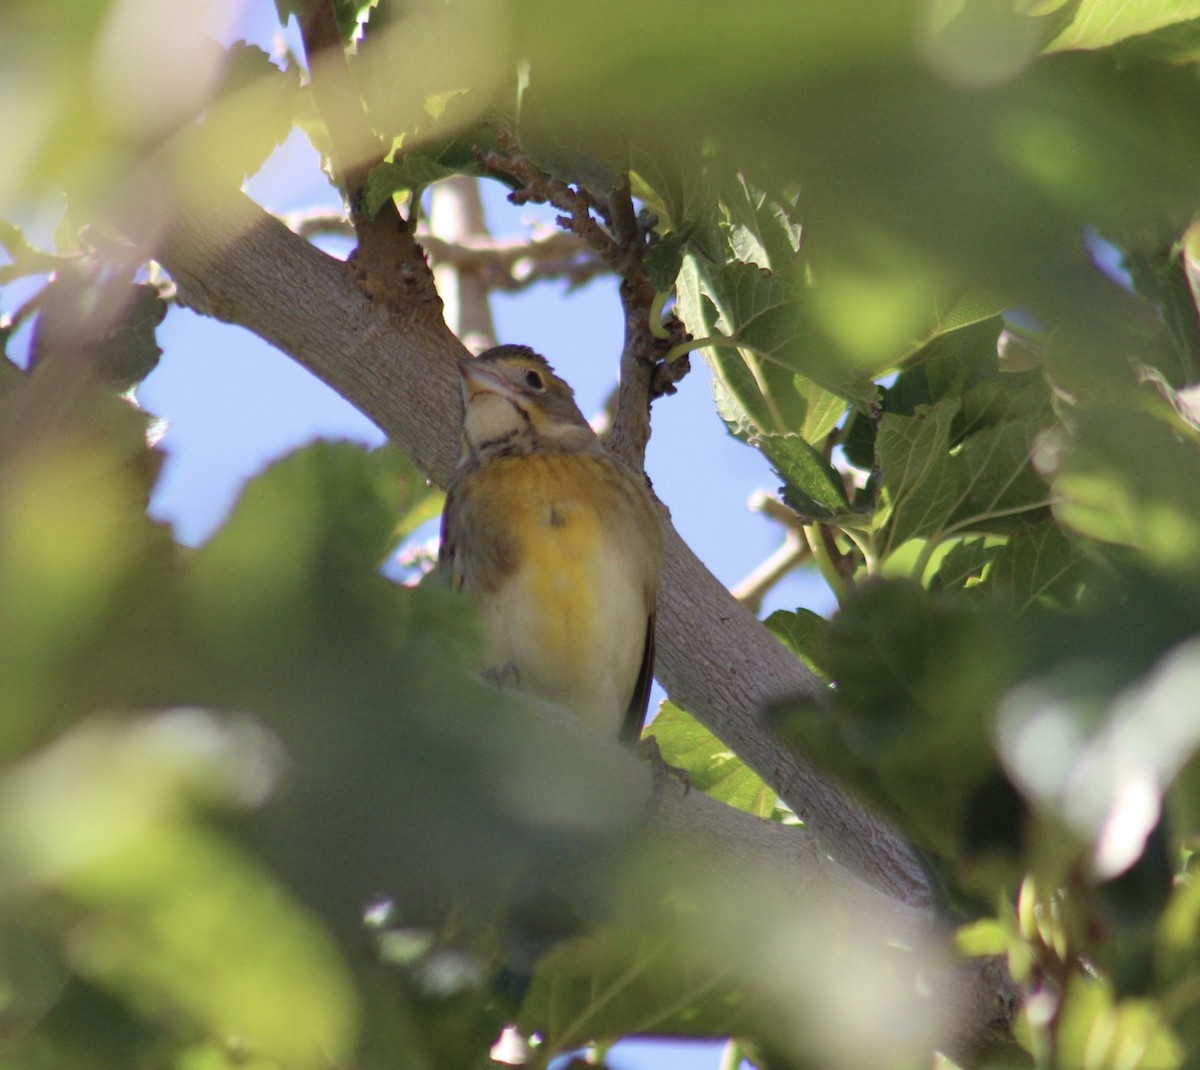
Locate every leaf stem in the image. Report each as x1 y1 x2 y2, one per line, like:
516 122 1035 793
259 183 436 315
648 290 672 339
839 525 876 577
803 524 853 606
664 333 732 363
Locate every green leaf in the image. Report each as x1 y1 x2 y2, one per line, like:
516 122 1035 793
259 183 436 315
754 432 849 522
892 317 1005 411
876 400 962 553
764 608 831 681
644 230 688 293
521 926 750 1049
1048 0 1200 51
1046 403 1200 572
630 150 725 262
649 702 779 818
983 520 1086 611
365 126 503 217
876 379 1054 564
676 257 866 445
931 536 1000 592
947 412 1053 529
719 174 803 275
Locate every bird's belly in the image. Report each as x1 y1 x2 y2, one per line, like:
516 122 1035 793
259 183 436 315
482 483 647 733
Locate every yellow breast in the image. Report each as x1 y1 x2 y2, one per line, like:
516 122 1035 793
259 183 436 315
452 451 659 734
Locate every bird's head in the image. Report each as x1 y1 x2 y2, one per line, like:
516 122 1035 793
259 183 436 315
458 345 594 458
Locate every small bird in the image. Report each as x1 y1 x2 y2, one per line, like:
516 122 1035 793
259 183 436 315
440 345 662 743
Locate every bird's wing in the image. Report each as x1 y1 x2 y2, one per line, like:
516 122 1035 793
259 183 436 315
619 611 655 744
438 477 465 590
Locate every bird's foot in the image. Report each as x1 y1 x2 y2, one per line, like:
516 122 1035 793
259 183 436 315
634 734 690 797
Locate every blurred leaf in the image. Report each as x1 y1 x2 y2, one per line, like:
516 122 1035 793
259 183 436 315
0 711 358 1068
186 441 409 659
351 5 504 164
0 380 163 755
517 81 627 194
31 273 167 390
997 636 1200 884
521 926 749 1049
201 42 301 182
0 924 70 1042
1157 871 1200 1046
1054 981 1183 1070
1044 403 1200 572
378 443 444 541
649 702 779 818
955 918 1007 956
1048 0 1200 50
774 580 1013 864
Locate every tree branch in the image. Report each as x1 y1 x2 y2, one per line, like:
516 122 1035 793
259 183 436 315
429 175 497 351
144 189 930 913
479 128 692 474
295 0 440 311
109 179 1022 1059
282 209 608 291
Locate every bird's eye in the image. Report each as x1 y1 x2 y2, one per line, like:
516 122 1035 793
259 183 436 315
524 369 545 390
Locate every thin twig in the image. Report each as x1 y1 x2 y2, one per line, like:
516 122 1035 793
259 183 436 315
0 222 73 284
731 491 815 613
731 535 811 614
430 175 496 351
478 121 693 471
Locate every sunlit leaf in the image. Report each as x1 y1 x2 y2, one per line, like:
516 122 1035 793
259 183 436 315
931 537 999 592
1054 981 1183 1070
1048 0 1200 51
649 702 779 818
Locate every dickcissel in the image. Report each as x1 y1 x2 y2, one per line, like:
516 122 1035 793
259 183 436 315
440 345 662 744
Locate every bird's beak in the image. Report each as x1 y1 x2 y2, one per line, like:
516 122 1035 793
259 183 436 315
458 358 516 402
